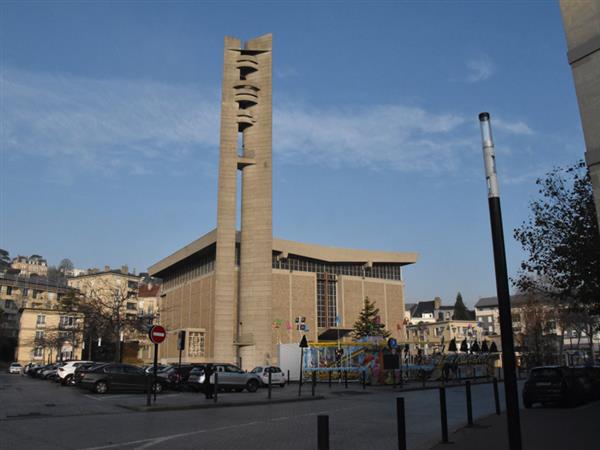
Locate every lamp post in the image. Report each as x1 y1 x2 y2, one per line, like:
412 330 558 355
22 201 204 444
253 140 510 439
478 112 522 450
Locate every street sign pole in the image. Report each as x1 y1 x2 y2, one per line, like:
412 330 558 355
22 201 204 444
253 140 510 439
479 112 522 450
153 343 158 403
299 335 308 397
147 325 167 405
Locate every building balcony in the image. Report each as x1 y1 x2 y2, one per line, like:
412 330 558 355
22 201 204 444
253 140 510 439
236 54 258 77
237 110 256 131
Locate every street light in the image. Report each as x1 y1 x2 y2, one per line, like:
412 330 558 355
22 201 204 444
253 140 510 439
479 112 522 450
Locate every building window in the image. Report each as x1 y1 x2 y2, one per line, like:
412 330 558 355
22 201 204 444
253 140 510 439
22 288 29 296
36 314 46 325
35 331 44 340
126 302 137 310
60 316 75 327
33 347 43 358
317 273 337 328
32 290 39 299
6 286 12 295
188 331 205 357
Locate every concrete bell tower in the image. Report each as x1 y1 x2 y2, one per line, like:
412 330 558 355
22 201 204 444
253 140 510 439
213 34 273 369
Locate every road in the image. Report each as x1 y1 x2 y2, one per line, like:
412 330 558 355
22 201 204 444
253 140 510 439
0 373 520 449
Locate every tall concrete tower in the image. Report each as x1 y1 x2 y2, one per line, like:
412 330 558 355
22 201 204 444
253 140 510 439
214 34 273 369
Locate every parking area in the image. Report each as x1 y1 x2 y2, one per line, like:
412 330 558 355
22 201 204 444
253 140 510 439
1 371 524 450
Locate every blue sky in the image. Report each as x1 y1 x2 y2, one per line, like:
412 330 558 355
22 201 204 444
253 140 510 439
0 1 585 307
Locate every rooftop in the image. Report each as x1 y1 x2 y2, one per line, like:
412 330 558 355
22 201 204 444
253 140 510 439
149 228 418 278
474 294 539 309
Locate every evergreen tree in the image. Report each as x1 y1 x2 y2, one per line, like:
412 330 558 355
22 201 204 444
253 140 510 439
448 338 457 352
452 292 471 320
489 342 499 353
460 338 468 352
352 297 390 339
481 340 490 353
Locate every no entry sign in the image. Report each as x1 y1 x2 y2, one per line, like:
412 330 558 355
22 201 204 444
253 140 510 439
149 325 167 344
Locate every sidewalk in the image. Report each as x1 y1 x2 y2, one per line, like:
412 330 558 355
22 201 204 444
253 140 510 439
430 400 600 450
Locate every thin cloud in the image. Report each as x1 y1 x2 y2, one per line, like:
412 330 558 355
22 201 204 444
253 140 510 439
493 118 533 136
1 68 534 182
466 56 494 83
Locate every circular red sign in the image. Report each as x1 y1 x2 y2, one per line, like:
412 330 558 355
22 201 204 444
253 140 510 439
149 325 167 344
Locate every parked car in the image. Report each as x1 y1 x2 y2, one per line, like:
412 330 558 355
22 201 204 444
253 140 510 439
77 363 163 394
41 363 64 380
157 364 204 390
57 361 94 386
73 362 106 385
144 364 171 374
188 363 261 393
8 362 22 374
572 365 600 400
22 363 40 375
250 366 286 387
522 366 589 408
186 365 208 392
30 364 53 378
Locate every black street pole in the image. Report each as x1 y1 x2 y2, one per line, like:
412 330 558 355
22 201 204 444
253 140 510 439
153 343 158 403
298 347 303 397
479 112 522 450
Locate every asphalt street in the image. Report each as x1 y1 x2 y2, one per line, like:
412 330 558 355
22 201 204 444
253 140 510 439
1 373 521 450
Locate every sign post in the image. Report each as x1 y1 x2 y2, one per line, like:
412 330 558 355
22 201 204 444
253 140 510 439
148 325 166 405
298 335 308 397
177 330 186 371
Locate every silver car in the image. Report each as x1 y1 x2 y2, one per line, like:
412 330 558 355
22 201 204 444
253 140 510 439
188 363 261 393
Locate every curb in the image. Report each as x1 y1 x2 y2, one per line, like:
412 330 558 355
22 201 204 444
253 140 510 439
118 395 326 412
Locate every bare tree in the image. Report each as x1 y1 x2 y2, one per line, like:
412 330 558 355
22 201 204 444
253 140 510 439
75 278 158 362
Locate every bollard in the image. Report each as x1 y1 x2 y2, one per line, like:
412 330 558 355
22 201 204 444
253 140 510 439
298 368 303 397
312 371 316 397
439 387 449 443
214 372 218 403
493 377 501 415
344 370 348 389
362 370 366 390
393 369 397 390
268 369 272 400
146 376 151 407
317 415 329 450
328 370 332 388
288 369 290 384
466 380 473 426
397 397 407 450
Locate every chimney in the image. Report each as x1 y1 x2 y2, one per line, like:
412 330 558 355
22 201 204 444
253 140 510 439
104 265 110 272
121 265 128 275
434 296 442 310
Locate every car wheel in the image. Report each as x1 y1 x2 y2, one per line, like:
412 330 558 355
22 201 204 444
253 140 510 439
280 383 285 388
234 388 244 392
246 379 259 393
95 381 109 394
152 382 163 394
63 375 74 386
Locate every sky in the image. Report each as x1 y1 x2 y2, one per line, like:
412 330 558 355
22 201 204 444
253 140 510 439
0 1 586 307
